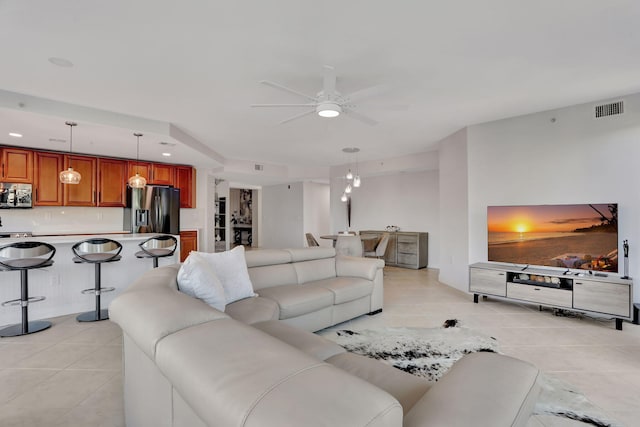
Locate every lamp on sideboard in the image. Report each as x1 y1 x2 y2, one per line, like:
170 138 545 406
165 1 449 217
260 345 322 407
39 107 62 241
59 121 82 184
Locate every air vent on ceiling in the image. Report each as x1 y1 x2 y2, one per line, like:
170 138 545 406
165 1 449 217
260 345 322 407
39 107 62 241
254 164 264 171
595 101 624 118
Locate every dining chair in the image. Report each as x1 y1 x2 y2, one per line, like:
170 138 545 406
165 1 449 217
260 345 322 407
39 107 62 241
364 233 390 259
305 233 320 247
335 235 363 257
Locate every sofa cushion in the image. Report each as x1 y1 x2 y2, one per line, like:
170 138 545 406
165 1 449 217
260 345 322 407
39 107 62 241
225 296 279 324
327 352 431 415
248 263 298 291
192 246 256 304
155 318 402 427
244 249 292 268
258 284 334 319
287 247 336 262
336 256 384 281
293 258 337 284
109 287 228 359
253 320 345 361
177 253 226 312
309 277 373 304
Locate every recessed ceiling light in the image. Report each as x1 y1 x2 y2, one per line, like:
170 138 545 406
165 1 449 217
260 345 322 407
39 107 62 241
159 141 176 147
48 57 74 68
162 152 171 157
9 132 23 138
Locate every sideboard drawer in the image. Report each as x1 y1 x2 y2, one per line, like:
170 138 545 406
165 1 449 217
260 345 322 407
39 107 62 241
396 253 417 266
507 282 572 307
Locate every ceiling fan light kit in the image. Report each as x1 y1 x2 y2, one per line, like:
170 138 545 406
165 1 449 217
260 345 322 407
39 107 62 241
251 65 380 125
316 102 341 118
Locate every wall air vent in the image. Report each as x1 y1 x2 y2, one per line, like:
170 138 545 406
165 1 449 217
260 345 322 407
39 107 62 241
595 101 624 118
254 164 264 171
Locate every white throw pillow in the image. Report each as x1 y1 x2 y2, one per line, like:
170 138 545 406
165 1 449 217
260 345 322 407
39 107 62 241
192 246 257 304
177 253 226 312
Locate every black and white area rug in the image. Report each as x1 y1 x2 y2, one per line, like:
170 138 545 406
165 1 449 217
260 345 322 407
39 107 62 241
327 323 622 427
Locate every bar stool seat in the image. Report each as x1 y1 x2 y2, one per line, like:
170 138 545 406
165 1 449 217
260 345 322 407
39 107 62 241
72 238 122 322
135 235 178 268
0 241 56 337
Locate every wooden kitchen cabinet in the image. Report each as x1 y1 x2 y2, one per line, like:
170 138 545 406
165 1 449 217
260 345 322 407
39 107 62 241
98 158 127 207
127 161 152 184
150 163 175 185
34 151 64 206
127 161 175 186
1 147 33 183
63 155 97 206
180 230 198 262
175 166 196 208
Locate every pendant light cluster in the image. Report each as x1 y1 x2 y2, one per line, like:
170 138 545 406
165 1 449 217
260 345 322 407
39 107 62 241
341 147 361 202
59 121 81 184
128 133 147 189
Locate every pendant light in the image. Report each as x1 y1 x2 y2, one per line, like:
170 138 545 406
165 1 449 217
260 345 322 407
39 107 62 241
128 132 147 189
59 121 81 184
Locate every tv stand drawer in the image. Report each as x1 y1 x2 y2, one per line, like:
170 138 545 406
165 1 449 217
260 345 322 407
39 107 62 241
507 282 572 307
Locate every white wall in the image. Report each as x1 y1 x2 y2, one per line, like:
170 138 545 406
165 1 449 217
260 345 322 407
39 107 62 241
330 170 441 268
438 128 469 291
260 182 304 248
466 93 640 301
303 182 331 247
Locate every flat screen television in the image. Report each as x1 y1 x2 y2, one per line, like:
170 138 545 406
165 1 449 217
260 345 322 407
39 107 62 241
487 203 618 272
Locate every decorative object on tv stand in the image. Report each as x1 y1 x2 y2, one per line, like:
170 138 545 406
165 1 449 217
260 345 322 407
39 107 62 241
59 121 81 184
340 147 361 202
622 239 630 279
385 225 400 232
128 132 147 189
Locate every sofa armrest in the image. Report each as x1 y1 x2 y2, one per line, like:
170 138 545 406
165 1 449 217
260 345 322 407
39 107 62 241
336 256 384 281
404 352 540 427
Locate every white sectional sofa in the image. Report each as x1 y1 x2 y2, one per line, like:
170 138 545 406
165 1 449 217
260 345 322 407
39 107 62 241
109 248 541 426
225 247 384 331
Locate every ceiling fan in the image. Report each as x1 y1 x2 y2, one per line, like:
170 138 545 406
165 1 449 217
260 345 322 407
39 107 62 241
251 65 384 126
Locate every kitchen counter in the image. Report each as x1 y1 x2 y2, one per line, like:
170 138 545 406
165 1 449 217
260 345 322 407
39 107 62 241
0 232 181 327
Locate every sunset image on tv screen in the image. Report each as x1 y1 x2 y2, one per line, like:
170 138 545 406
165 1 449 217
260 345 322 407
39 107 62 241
487 203 618 272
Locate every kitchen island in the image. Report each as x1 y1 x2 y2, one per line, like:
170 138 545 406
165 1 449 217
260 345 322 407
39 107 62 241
0 233 180 328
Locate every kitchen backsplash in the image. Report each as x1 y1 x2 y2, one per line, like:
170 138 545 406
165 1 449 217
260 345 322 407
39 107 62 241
0 207 125 234
1 206 205 235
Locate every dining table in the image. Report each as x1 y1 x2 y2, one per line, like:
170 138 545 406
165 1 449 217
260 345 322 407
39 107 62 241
320 234 379 250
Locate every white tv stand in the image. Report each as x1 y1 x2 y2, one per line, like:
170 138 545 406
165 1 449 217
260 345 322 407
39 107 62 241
469 262 633 330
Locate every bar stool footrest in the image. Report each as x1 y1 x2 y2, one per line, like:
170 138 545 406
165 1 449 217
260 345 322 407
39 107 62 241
2 296 47 307
0 320 52 337
80 287 115 295
76 309 110 322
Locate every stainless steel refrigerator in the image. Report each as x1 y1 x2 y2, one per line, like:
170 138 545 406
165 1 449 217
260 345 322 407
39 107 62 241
124 186 180 234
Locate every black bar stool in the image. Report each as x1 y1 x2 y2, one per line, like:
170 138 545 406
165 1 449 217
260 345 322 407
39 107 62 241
135 235 178 268
72 238 122 322
0 241 55 337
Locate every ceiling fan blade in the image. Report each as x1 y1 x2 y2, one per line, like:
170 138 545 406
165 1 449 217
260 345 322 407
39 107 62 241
323 65 336 95
251 103 316 108
260 80 317 102
279 109 316 124
344 84 390 103
343 109 378 126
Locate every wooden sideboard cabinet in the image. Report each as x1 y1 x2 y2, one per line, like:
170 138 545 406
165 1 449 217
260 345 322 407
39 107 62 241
359 231 428 269
469 262 633 330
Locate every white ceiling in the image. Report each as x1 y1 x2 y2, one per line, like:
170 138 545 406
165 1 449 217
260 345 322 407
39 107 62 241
1 0 639 180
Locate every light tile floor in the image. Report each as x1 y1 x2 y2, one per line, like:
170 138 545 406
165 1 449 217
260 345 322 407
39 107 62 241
0 266 638 426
